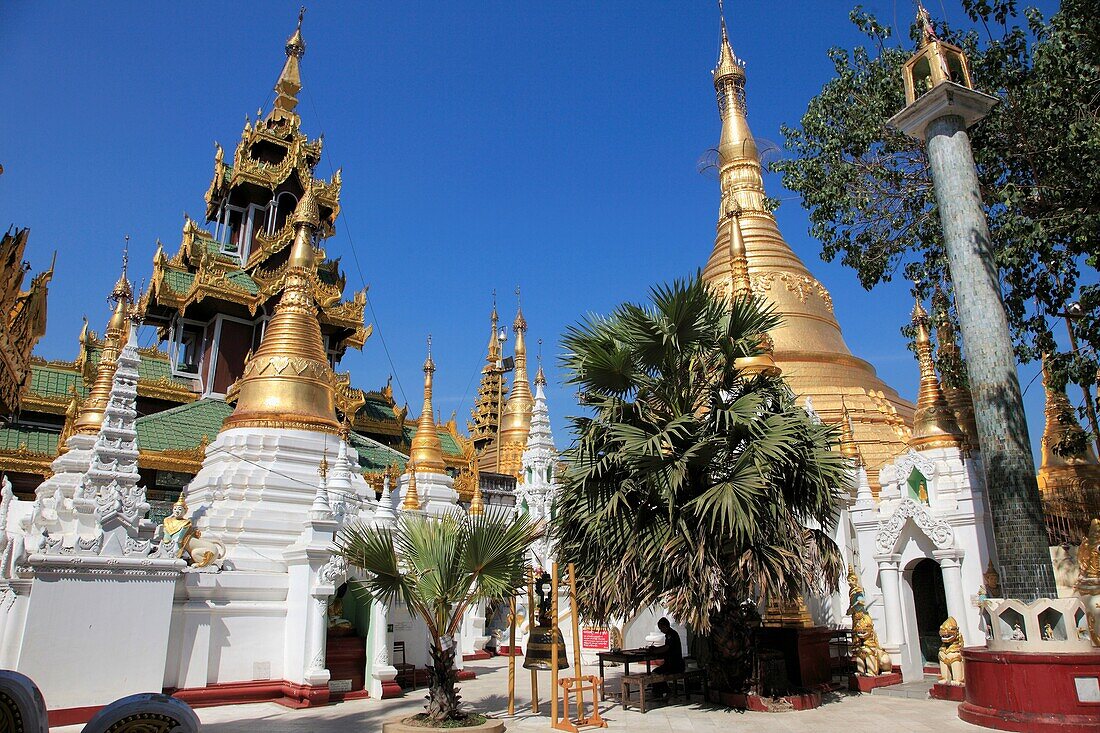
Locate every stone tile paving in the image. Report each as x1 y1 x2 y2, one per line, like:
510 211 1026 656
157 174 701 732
52 656 985 732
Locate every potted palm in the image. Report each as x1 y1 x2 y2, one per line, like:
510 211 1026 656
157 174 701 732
335 512 541 731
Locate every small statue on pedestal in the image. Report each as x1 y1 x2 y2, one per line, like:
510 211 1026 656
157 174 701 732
327 583 355 636
937 617 965 685
851 613 893 676
160 495 225 568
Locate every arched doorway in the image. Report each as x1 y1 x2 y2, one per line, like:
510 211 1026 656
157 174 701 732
911 559 948 665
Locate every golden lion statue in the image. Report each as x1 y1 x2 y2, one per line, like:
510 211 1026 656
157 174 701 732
937 617 965 685
851 612 892 676
1077 518 1100 647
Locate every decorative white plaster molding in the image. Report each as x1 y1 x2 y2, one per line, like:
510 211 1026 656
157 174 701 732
874 498 954 555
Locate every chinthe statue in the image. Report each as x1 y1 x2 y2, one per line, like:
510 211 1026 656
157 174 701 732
851 612 893 676
937 617 964 685
161 495 225 568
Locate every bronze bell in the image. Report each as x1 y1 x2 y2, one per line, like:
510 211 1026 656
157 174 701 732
523 622 571 670
523 570 571 670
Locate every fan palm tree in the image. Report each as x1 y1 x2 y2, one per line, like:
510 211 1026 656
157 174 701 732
554 275 847 686
335 512 541 725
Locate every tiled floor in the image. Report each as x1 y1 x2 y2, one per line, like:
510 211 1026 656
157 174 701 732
53 656 984 732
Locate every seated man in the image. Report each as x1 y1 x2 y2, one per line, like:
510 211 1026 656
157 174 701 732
649 617 684 696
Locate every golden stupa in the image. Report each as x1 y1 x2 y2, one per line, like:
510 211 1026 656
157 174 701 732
73 261 133 436
222 185 340 433
701 16 912 486
495 306 534 477
1036 357 1100 496
409 336 447 474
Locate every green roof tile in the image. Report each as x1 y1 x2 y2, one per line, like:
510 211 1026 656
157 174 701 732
88 346 191 389
27 364 85 400
0 425 59 455
348 431 408 473
358 395 397 422
225 270 259 295
136 398 233 452
400 423 464 457
163 269 195 294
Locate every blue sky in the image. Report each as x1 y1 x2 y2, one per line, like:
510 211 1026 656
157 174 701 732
0 1 1066 461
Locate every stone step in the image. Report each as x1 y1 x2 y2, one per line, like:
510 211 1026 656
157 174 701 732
870 676 938 699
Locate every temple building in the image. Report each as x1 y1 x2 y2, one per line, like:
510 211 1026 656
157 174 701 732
844 298 996 681
702 17 913 488
0 15 471 512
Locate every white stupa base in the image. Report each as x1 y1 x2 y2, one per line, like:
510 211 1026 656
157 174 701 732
397 471 460 519
187 427 370 572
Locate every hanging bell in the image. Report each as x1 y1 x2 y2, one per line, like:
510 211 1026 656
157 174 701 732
523 621 571 670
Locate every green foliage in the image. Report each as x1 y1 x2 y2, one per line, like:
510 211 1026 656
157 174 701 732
775 0 1100 437
335 512 540 723
552 275 847 637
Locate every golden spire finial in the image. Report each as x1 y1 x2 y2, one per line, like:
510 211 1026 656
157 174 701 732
409 335 447 473
915 2 940 47
73 244 134 436
223 180 338 433
535 338 546 387
909 295 964 450
268 7 307 123
714 0 745 83
401 462 421 511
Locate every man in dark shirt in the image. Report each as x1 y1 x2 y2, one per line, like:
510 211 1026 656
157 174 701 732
650 617 684 696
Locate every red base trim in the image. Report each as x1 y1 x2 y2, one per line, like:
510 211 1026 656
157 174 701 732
848 672 903 692
457 670 477 681
330 689 370 704
463 650 492 661
499 645 522 655
959 647 1100 733
168 679 331 709
959 701 1100 733
930 682 965 701
47 705 105 727
710 689 823 712
380 680 404 699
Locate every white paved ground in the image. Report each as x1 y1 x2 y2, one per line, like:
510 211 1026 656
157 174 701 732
53 656 985 732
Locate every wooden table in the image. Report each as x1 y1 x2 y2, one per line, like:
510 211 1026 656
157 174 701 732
596 648 664 700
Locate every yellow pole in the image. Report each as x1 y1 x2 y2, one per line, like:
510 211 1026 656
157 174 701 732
527 569 539 713
508 594 516 716
568 563 584 721
551 562 560 725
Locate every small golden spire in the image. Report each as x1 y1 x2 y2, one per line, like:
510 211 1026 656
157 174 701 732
470 297 506 453
499 297 535 476
223 184 338 433
73 247 133 436
268 7 307 124
839 398 864 467
726 205 751 299
401 462 421 511
409 335 447 473
468 479 485 516
932 286 979 452
1038 355 1100 474
909 296 964 450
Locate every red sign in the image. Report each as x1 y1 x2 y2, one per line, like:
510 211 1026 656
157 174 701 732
581 627 610 650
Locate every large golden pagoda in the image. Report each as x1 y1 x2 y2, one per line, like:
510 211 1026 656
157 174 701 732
701 15 912 486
